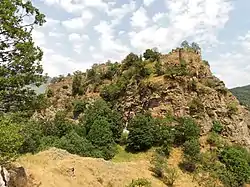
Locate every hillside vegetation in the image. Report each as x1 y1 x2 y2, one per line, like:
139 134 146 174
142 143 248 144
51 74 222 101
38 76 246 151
1 1 250 186
230 85 250 110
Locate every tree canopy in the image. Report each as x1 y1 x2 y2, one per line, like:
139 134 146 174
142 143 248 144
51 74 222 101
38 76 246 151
0 0 46 113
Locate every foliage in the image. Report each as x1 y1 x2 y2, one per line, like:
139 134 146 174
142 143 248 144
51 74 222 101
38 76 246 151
119 131 129 146
73 100 86 119
164 61 189 78
183 138 200 159
72 71 84 96
150 152 167 178
100 83 123 102
162 167 178 186
127 178 152 187
126 113 156 152
179 159 197 173
0 114 24 164
207 132 224 147
122 53 140 70
218 146 250 186
82 99 123 142
212 120 223 134
174 117 200 145
143 48 160 62
230 85 250 110
0 0 46 113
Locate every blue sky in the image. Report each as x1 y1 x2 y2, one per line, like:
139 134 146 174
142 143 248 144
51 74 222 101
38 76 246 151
31 0 250 88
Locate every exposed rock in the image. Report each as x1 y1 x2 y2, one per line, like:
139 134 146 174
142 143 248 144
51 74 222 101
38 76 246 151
8 167 27 187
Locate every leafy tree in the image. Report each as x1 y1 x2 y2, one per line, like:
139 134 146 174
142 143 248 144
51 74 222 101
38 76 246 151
0 0 46 113
143 48 160 62
83 99 123 142
122 53 140 70
191 42 201 53
0 114 24 164
181 40 190 48
126 113 156 152
100 83 123 102
87 118 116 159
72 71 83 96
73 100 86 119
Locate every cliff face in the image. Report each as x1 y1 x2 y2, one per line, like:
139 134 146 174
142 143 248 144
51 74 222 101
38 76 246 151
39 48 250 148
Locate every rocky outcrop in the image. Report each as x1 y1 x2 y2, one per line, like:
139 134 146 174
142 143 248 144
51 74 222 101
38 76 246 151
39 48 250 149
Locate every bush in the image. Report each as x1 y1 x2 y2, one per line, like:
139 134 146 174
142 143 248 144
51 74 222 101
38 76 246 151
143 48 160 62
83 99 123 142
150 152 167 178
87 118 117 160
127 178 152 187
212 120 223 134
0 115 24 164
174 117 200 145
183 138 200 159
126 113 156 152
162 167 178 186
73 100 86 119
207 132 223 147
72 71 83 96
218 146 250 186
179 159 196 173
119 131 129 145
100 83 123 102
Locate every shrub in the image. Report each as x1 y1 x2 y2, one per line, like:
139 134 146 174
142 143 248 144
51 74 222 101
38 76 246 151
183 138 200 159
143 48 160 62
87 118 117 160
179 159 196 173
0 115 24 164
100 83 123 101
150 152 167 178
162 167 178 186
119 131 129 145
207 132 223 147
218 146 250 186
174 117 200 145
83 99 123 142
212 120 223 134
72 71 83 96
126 113 156 152
73 100 86 119
127 178 152 187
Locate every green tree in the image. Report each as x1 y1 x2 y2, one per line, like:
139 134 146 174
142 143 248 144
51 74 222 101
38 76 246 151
143 48 160 62
0 114 24 164
126 113 156 152
83 99 123 142
0 0 46 112
181 40 190 48
72 71 83 96
87 118 116 159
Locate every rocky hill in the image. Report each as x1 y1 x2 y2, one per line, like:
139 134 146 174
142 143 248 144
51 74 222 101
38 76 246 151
37 47 250 149
230 85 250 110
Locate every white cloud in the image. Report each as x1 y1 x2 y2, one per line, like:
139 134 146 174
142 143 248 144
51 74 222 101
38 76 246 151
238 31 250 51
108 1 136 26
143 0 156 7
94 21 129 60
62 10 93 30
89 46 95 51
68 33 89 42
130 0 233 52
131 7 149 28
32 30 45 46
152 12 168 23
44 17 60 27
48 31 65 38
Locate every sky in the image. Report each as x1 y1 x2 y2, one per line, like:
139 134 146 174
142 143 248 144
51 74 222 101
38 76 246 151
31 0 250 88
